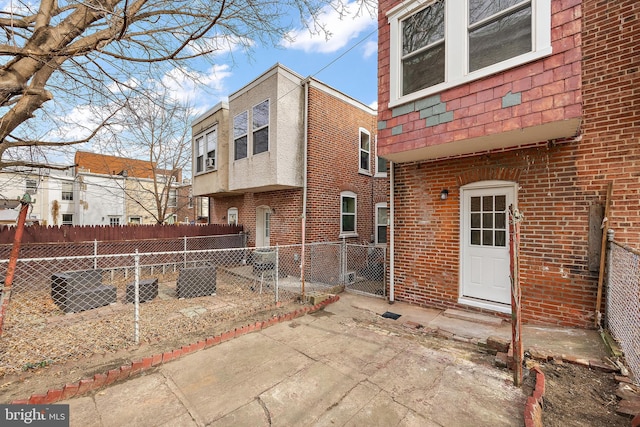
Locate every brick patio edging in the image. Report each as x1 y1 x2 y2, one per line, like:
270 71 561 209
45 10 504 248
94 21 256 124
524 365 545 427
8 295 340 405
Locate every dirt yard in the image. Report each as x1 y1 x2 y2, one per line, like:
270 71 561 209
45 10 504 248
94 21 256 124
527 362 633 427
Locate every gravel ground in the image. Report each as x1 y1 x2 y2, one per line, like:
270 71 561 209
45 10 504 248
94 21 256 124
0 269 296 378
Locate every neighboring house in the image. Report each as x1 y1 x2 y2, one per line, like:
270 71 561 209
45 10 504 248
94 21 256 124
74 151 198 225
192 64 388 247
0 166 75 225
376 0 638 328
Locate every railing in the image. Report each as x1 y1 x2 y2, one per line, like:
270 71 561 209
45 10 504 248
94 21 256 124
605 229 640 386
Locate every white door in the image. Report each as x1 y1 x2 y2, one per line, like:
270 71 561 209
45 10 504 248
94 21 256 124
256 206 271 247
460 182 515 308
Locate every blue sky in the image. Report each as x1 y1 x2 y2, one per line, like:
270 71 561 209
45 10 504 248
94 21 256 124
176 1 379 113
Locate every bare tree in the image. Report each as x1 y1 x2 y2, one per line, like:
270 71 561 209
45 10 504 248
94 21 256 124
0 0 374 170
96 92 195 224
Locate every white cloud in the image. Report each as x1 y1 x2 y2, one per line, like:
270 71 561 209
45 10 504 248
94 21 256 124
282 1 377 54
362 40 378 59
159 64 232 104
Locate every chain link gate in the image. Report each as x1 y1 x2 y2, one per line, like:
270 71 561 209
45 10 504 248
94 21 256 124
343 243 386 297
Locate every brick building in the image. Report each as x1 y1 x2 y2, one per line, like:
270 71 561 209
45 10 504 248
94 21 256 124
192 64 388 248
376 0 639 327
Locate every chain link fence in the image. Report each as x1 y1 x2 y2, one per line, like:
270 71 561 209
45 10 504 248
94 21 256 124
0 240 384 377
605 231 640 386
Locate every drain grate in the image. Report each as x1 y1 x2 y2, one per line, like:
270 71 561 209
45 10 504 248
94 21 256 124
381 311 401 320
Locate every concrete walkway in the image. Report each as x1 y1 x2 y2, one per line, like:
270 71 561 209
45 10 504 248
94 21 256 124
61 293 610 427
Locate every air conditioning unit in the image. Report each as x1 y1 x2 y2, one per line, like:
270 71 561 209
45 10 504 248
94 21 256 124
206 158 215 169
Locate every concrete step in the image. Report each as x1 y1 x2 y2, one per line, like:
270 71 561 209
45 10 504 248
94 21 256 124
443 308 505 326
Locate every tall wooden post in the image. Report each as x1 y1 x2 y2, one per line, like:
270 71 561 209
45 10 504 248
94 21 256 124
509 204 523 386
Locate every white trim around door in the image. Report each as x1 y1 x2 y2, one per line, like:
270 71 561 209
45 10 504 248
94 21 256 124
459 181 517 314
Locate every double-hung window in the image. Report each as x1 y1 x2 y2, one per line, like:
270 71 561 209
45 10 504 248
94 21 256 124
62 182 73 201
206 128 217 169
340 191 357 237
252 100 269 155
387 0 551 106
62 214 73 225
25 178 37 195
359 129 371 174
375 203 388 245
168 189 177 208
234 111 248 160
195 135 204 173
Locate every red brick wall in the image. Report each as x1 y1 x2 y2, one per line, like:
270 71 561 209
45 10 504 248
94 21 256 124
379 0 640 327
582 0 640 243
306 86 387 244
210 86 389 248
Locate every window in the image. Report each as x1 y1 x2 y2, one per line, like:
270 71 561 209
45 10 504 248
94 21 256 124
25 179 37 195
62 182 73 201
234 111 248 160
252 100 269 155
109 216 120 226
129 216 142 225
376 203 388 244
376 157 388 176
340 192 357 236
359 129 371 174
227 207 238 225
168 189 177 207
62 214 73 225
195 135 204 173
206 128 217 169
470 194 507 247
387 0 551 105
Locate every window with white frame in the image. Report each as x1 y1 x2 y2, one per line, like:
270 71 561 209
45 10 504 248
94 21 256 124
340 191 357 236
252 99 269 155
109 216 120 226
205 128 217 169
376 156 388 176
129 216 141 225
62 182 73 201
25 178 37 195
62 214 73 225
195 135 204 173
168 189 177 207
359 129 371 174
227 207 238 225
375 203 388 244
387 0 551 105
234 111 248 160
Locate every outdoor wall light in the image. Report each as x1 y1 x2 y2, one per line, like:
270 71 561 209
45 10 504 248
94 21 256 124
440 189 449 200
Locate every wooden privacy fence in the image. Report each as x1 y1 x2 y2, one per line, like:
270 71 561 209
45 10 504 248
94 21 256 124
0 223 244 245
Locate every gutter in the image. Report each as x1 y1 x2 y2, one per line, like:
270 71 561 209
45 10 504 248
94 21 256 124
300 78 310 298
389 161 395 304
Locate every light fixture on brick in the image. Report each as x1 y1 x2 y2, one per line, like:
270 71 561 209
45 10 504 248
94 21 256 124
440 189 449 200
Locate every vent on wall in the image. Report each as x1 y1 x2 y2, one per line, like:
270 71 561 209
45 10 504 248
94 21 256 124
206 158 215 169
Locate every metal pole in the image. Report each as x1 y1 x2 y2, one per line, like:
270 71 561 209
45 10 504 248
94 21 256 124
0 195 30 337
275 246 279 303
183 235 187 268
4 195 31 289
134 250 140 345
604 229 615 329
94 239 98 270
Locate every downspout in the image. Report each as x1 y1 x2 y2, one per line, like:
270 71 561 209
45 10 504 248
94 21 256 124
300 78 310 299
389 161 395 304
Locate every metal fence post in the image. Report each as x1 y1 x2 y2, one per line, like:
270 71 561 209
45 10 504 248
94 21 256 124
604 228 615 329
341 238 347 285
134 250 140 345
183 236 187 268
94 239 98 270
275 246 279 303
